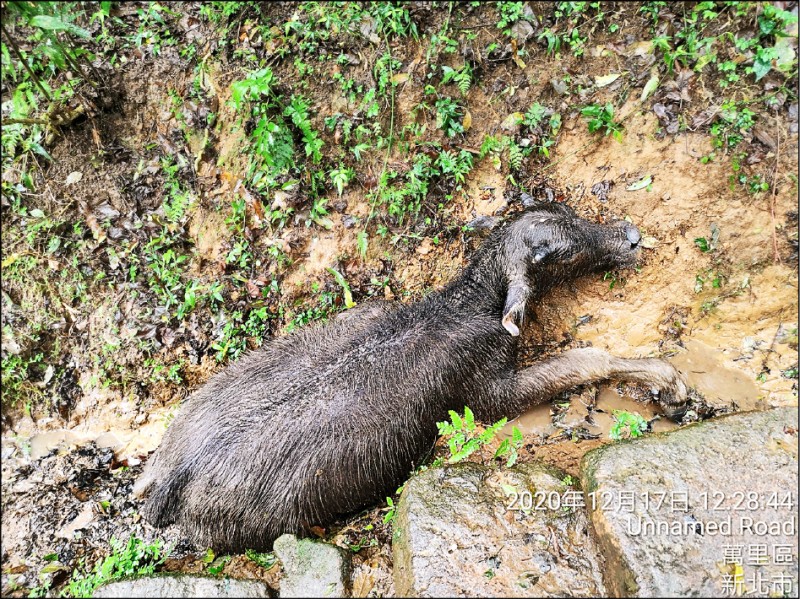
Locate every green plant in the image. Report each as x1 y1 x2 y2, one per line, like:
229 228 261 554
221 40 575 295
441 64 472 95
329 164 355 196
494 426 524 467
284 95 323 163
496 2 526 35
131 3 180 56
609 410 648 440
207 555 232 576
434 97 464 137
199 1 251 23
640 2 667 27
212 305 274 362
245 549 277 570
694 224 720 253
538 28 561 54
65 536 167 597
372 143 473 222
436 406 507 464
709 102 755 151
370 3 418 38
161 157 195 223
1 350 44 408
581 103 623 140
521 103 561 159
230 67 297 193
383 496 397 524
284 290 340 333
327 267 355 309
373 51 402 96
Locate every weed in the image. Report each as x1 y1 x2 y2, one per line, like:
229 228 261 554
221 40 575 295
132 3 180 56
207 555 232 575
198 2 251 24
694 224 720 253
581 103 624 140
64 536 166 598
212 305 274 362
496 2 527 35
370 3 418 39
522 103 562 158
441 64 472 95
433 96 465 138
284 289 340 334
372 144 473 222
329 164 355 196
383 496 397 524
709 102 755 152
494 425 524 467
143 232 190 315
161 157 195 223
609 410 648 440
245 549 277 570
436 406 507 464
284 95 323 163
231 67 294 191
327 267 356 309
1 350 44 409
374 51 402 96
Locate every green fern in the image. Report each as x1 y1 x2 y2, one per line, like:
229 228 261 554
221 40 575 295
436 406 508 464
284 96 323 163
441 65 472 95
507 141 524 171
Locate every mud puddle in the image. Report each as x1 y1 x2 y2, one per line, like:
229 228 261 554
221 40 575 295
670 339 766 412
20 414 168 462
504 331 776 475
505 385 676 439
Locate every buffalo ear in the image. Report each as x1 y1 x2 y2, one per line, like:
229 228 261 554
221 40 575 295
501 281 530 336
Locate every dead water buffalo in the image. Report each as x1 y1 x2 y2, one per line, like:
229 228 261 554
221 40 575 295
134 201 687 551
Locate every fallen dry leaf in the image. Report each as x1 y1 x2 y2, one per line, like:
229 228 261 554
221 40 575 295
462 110 472 131
595 73 621 87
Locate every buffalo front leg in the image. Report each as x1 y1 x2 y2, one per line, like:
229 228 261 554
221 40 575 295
512 347 688 418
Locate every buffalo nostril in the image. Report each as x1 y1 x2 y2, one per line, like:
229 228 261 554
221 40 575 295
626 226 641 247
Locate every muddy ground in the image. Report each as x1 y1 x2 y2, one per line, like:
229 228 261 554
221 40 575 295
1 1 798 596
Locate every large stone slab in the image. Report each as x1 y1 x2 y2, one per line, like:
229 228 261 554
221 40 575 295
581 407 799 597
393 462 605 597
93 574 271 597
273 534 349 598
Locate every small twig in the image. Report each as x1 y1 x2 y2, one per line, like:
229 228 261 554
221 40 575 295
457 23 495 30
760 311 785 377
770 113 782 264
2 117 49 125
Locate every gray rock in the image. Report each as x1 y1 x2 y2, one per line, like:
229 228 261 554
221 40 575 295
393 462 605 597
581 407 799 597
511 19 535 42
273 534 349 598
359 15 380 45
550 78 568 96
93 574 271 598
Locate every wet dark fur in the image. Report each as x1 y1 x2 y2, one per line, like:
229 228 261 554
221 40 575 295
135 202 684 551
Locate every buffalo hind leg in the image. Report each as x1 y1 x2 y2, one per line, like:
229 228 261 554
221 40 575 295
514 347 688 419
